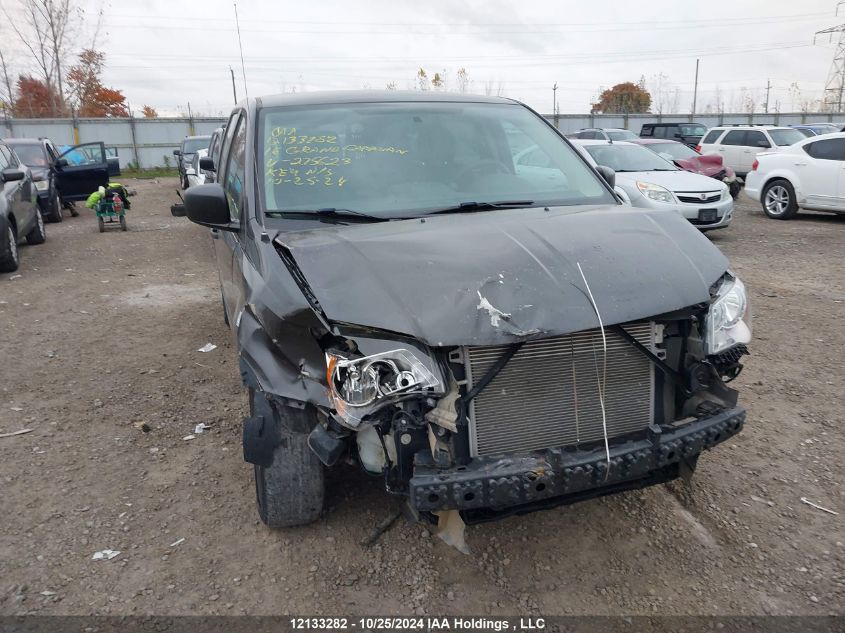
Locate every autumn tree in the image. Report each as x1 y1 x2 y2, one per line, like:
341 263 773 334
591 80 652 114
141 105 158 118
66 49 128 117
14 75 62 117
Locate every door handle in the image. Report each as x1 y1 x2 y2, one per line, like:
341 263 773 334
210 228 220 240
794 162 808 167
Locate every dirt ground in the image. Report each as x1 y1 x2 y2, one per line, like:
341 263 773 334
1 178 843 617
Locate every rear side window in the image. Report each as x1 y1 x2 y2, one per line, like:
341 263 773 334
578 130 597 139
805 138 845 161
745 131 770 148
701 130 723 144
721 131 747 146
652 126 667 139
640 125 653 137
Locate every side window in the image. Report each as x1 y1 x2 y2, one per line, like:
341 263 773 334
45 143 58 162
745 131 770 148
217 113 241 184
4 146 19 167
721 130 747 146
223 117 246 220
804 138 845 161
578 130 596 139
654 126 668 139
640 126 653 137
0 146 10 170
701 130 722 144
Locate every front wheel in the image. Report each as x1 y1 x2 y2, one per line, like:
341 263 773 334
762 180 798 220
250 388 324 527
26 207 46 245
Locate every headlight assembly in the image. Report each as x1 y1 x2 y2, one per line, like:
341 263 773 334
705 276 752 355
326 349 441 427
636 181 675 203
34 180 49 191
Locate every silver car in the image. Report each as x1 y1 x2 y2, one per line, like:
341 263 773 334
573 139 733 230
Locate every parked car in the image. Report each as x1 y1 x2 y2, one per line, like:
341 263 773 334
174 135 211 189
5 139 110 221
574 139 733 230
0 140 45 272
640 122 708 147
186 148 209 188
176 91 751 528
200 127 224 183
745 132 845 219
566 127 638 141
628 138 741 198
697 126 806 177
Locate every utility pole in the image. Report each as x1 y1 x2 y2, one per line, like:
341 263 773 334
691 58 700 118
552 82 558 116
816 2 845 112
764 79 771 113
230 66 238 103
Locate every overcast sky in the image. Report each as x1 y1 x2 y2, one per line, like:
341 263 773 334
6 0 845 116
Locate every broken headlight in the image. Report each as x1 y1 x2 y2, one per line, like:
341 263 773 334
705 276 751 356
326 349 441 427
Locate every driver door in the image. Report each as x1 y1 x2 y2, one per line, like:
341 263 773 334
53 142 110 200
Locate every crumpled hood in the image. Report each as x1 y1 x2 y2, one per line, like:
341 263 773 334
675 154 735 178
276 205 729 346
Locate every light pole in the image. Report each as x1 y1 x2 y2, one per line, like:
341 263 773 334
553 82 558 116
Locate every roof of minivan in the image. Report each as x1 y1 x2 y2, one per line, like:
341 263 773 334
255 90 516 108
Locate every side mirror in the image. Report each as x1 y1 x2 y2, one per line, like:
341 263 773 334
173 149 181 156
595 165 616 189
54 158 68 169
0 168 24 182
199 156 215 172
184 183 237 231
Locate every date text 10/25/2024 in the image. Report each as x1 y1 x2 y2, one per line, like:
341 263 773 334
289 618 546 631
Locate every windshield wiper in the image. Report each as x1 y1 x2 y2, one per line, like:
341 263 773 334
267 208 386 222
427 200 535 215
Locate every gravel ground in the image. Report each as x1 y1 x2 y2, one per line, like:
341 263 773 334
0 178 843 616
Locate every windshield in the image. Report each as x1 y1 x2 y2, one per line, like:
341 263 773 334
259 102 614 217
8 144 47 167
647 142 699 161
607 129 638 141
182 137 210 154
679 124 707 136
769 129 805 146
584 143 677 172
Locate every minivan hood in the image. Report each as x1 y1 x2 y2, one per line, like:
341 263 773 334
276 205 728 346
616 170 725 192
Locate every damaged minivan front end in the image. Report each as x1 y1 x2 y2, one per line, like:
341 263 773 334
184 91 751 529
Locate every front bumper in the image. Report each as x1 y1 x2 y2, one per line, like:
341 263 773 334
632 194 733 229
409 407 745 519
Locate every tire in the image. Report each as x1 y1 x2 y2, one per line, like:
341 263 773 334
25 207 46 245
98 216 105 233
0 224 19 273
250 387 324 527
762 179 798 220
47 189 62 223
119 215 127 231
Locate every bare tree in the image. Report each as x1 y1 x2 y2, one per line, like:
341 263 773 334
0 48 15 114
456 67 470 93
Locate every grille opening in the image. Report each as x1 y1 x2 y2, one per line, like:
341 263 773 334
466 323 656 457
535 483 546 492
428 493 439 503
464 492 475 501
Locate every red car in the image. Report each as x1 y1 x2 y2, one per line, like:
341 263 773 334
628 138 742 198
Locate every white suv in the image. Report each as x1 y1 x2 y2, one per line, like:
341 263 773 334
697 126 806 176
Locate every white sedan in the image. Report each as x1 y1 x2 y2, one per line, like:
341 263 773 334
744 132 845 219
572 139 733 230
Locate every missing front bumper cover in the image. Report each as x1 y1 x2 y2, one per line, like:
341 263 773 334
409 407 745 518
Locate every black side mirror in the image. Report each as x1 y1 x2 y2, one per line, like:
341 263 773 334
199 156 215 172
1 169 25 182
595 165 616 189
184 183 237 231
54 158 68 169
173 149 181 156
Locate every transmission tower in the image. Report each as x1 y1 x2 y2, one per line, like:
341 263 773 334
816 2 845 112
